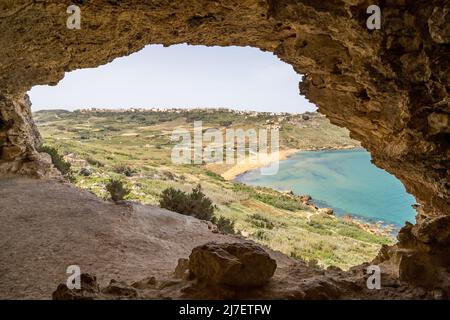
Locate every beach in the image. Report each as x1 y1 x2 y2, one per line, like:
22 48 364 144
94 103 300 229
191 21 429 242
206 148 300 181
212 146 359 181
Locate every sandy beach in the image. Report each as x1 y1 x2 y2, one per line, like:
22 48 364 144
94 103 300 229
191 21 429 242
211 145 360 181
210 149 301 181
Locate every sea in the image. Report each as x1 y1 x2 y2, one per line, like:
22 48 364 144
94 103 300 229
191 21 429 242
236 149 417 229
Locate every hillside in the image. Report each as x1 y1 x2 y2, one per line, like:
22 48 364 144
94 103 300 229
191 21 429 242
33 109 393 270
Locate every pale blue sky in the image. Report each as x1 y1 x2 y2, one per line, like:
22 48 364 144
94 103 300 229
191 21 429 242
29 44 316 113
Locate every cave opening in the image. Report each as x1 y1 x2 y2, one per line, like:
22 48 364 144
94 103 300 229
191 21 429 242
1 0 448 298
28 44 417 271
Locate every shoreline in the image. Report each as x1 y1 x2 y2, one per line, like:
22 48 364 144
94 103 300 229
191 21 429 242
219 145 361 181
219 148 300 181
219 145 399 237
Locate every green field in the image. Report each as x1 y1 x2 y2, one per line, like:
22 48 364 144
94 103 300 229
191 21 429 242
34 108 394 270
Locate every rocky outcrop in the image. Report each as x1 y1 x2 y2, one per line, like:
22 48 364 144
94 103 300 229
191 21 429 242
0 93 60 177
318 208 334 216
189 242 277 287
52 273 100 300
51 243 446 300
374 215 450 293
53 274 139 300
0 0 449 289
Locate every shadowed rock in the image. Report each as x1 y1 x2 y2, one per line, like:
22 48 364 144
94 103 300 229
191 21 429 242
189 242 277 287
0 0 449 293
52 274 100 300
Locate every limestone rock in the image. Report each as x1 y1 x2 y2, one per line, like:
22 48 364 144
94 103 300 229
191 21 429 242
79 167 93 177
318 208 334 215
174 258 190 279
189 242 277 287
428 7 450 44
131 276 157 289
0 0 449 291
52 273 100 300
302 279 343 300
412 215 450 245
102 279 138 298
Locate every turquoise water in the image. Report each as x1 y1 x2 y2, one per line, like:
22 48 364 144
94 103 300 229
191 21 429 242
236 149 417 228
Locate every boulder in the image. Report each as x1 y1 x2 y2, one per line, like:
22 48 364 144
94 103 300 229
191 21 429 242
189 242 276 287
79 167 93 177
131 276 157 289
412 215 450 245
318 208 334 215
102 279 138 298
52 273 100 300
174 258 190 279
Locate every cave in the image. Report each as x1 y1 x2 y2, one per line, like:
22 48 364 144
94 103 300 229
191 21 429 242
0 0 449 297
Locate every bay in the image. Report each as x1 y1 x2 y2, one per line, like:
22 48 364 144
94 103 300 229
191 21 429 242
236 149 417 228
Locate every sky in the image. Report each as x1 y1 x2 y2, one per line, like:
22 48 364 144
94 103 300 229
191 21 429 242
28 44 316 113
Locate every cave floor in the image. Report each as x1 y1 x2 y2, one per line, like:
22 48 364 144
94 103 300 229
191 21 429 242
0 177 427 299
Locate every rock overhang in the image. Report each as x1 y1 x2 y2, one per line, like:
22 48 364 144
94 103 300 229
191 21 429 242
0 0 448 290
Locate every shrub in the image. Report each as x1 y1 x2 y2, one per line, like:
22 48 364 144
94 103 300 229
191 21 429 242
212 216 235 234
159 184 215 221
86 157 104 167
254 229 269 241
188 185 215 220
79 133 90 140
106 178 130 202
205 170 224 181
159 187 190 214
38 145 71 175
113 164 135 177
248 213 275 229
159 185 237 233
162 171 176 180
253 193 308 211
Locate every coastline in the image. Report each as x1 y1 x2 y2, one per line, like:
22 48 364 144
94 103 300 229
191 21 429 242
225 146 400 237
219 148 300 181
219 145 360 181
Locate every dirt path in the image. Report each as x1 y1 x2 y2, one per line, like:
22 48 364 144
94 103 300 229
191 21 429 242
0 177 294 299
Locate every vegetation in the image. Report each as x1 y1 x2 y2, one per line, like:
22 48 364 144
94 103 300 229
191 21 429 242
212 216 236 234
33 108 394 270
160 184 215 221
160 185 235 234
38 145 71 175
106 178 130 202
112 164 135 177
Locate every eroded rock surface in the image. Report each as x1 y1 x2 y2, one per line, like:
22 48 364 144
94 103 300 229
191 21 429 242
0 0 449 290
51 247 448 300
189 242 277 287
52 274 100 300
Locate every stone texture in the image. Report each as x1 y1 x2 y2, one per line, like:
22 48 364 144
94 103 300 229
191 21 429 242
0 0 449 288
174 258 190 279
189 242 277 287
102 279 139 298
318 208 334 215
374 215 450 292
52 273 100 300
50 245 443 300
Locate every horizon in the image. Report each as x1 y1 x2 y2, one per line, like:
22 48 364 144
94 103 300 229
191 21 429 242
33 106 318 115
28 44 317 113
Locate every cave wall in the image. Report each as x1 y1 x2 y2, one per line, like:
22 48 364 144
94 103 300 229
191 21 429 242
0 0 448 287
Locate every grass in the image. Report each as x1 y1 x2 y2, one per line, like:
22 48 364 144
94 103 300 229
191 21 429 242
33 108 394 270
